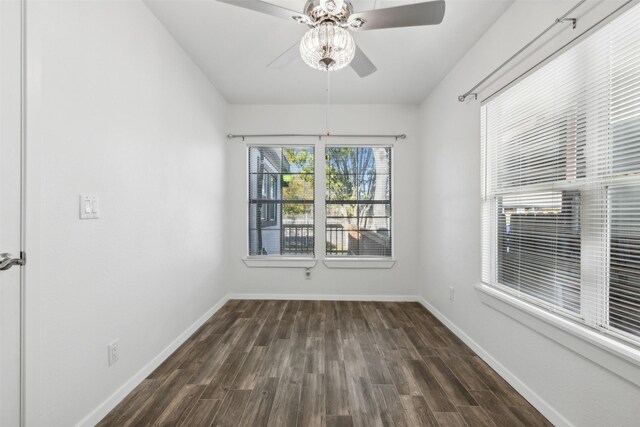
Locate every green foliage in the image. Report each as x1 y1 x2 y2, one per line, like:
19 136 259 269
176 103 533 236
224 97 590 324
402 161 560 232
282 148 314 217
280 147 383 220
326 147 358 202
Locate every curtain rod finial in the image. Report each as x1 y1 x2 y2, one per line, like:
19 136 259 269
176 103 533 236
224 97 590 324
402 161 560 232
459 93 478 103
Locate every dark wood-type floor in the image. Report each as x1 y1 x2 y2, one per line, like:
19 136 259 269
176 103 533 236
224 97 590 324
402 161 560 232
98 300 551 427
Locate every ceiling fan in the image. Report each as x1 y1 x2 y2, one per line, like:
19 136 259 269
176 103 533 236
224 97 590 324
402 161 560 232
218 0 446 77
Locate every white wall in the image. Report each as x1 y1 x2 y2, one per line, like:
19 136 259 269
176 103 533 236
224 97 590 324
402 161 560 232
226 105 420 298
419 1 640 426
25 1 229 425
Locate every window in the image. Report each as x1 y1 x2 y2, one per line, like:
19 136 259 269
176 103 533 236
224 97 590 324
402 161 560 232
481 4 640 345
247 144 393 261
248 146 314 256
326 146 392 257
260 174 278 225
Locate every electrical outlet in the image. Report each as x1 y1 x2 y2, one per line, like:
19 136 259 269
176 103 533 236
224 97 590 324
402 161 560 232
108 340 120 366
449 286 455 301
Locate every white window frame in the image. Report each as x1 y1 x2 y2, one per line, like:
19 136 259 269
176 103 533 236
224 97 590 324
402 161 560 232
477 2 640 377
246 144 316 262
324 144 394 261
243 140 396 269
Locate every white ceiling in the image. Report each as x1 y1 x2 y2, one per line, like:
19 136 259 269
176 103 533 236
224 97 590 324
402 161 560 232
145 0 513 104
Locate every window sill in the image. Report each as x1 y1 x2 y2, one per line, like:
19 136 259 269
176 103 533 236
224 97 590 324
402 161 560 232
476 283 640 387
323 258 396 269
242 258 317 268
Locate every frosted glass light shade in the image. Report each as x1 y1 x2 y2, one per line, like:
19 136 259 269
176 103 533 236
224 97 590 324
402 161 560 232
300 23 355 71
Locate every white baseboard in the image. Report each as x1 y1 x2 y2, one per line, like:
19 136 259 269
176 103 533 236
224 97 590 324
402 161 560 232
76 293 231 427
227 293 420 302
417 297 572 427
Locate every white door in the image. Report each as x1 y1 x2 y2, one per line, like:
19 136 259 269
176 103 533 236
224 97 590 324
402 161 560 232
0 0 25 426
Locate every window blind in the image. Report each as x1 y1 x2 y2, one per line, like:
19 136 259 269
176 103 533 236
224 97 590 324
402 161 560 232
482 3 640 344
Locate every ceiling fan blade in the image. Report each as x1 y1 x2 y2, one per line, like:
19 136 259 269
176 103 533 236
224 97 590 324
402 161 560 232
350 45 377 78
217 0 310 24
349 0 445 31
267 41 301 69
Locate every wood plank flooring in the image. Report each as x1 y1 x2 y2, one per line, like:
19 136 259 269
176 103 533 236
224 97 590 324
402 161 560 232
98 300 551 427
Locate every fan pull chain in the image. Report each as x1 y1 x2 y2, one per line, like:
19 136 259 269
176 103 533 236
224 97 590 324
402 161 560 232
325 70 331 136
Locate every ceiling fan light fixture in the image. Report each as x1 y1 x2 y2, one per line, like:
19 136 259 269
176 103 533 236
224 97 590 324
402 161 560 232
349 17 366 29
320 0 344 15
292 15 312 25
300 22 355 71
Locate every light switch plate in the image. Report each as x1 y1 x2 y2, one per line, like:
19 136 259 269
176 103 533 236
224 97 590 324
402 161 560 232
108 339 120 366
80 194 99 219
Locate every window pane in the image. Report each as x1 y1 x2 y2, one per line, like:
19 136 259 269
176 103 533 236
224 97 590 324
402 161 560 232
282 223 314 255
360 147 392 175
326 146 392 257
284 147 314 173
609 185 640 338
249 203 279 229
326 147 357 173
611 23 640 176
326 216 358 229
357 217 391 232
493 114 586 189
327 174 357 200
326 203 357 218
282 203 313 225
249 173 279 200
359 174 390 200
358 203 391 218
329 231 391 257
326 225 349 255
249 146 314 257
497 192 581 313
249 146 281 173
248 229 281 256
281 174 314 201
